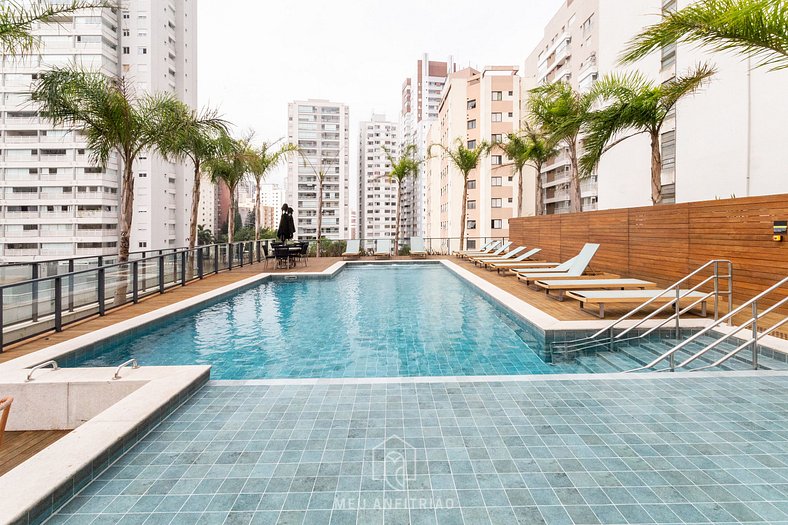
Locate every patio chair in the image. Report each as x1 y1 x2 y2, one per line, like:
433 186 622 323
534 277 657 301
261 242 277 270
515 243 602 285
273 244 292 269
454 240 499 258
0 396 12 447
342 239 361 260
410 237 428 258
375 239 392 259
566 289 709 319
469 245 526 265
461 241 512 259
293 241 309 267
484 248 543 271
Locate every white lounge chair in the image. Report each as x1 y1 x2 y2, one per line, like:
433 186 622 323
462 241 512 259
566 289 709 319
515 243 602 285
485 248 543 271
470 245 526 265
342 239 361 260
534 278 657 301
410 237 428 258
375 239 392 259
454 240 500 258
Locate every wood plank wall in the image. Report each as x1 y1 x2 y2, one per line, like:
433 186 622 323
509 194 788 306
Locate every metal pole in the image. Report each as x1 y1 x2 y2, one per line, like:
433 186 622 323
31 264 39 322
713 260 719 321
158 255 165 294
54 277 62 332
751 301 759 369
608 327 614 352
172 253 177 283
0 288 4 351
97 267 105 316
239 243 244 268
68 258 74 312
214 245 219 274
228 243 233 270
198 248 204 280
180 251 186 285
257 240 261 263
132 261 139 303
728 263 734 318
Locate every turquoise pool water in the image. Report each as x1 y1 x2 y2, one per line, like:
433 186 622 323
72 264 581 379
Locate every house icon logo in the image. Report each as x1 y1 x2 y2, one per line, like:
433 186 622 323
368 435 417 490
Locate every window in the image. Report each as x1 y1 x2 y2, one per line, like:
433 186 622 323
491 113 502 122
138 47 147 55
122 28 130 36
491 219 503 229
508 91 513 96
467 99 476 110
467 119 476 130
138 242 147 248
467 180 477 190
491 91 503 101
491 134 503 143
122 46 130 54
467 139 476 149
507 112 514 118
491 155 502 165
467 220 477 230
467 200 476 210
661 130 676 175
491 198 502 208
138 172 147 178
491 177 502 186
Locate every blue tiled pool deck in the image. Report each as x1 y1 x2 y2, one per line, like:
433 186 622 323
46 373 788 525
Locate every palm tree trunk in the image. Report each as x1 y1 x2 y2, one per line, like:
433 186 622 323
459 174 468 251
516 166 524 217
568 141 582 213
535 162 544 216
254 178 262 241
394 180 401 255
228 188 235 244
316 174 323 257
114 159 135 305
650 131 663 205
186 162 201 280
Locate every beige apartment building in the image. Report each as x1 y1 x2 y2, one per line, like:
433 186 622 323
426 67 521 251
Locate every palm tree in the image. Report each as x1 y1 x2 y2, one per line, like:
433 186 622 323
529 82 593 213
196 225 214 246
501 125 559 217
429 138 492 250
246 141 297 240
1 1 106 55
32 66 185 265
203 134 251 244
621 0 788 71
156 103 228 276
381 144 421 253
580 64 716 204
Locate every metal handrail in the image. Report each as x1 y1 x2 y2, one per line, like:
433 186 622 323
113 358 139 380
25 360 59 382
625 276 788 373
691 316 788 372
551 260 732 356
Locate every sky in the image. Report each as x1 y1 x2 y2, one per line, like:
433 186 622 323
197 0 564 191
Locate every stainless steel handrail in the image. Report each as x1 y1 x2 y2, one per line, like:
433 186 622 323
551 260 732 357
113 358 139 380
692 316 788 372
26 360 59 382
625 276 788 373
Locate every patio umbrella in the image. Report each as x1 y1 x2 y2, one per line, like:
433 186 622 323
277 204 290 242
286 206 296 240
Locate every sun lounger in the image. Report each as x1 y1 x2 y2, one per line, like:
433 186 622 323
0 396 12 447
410 237 428 258
460 241 511 259
342 239 361 260
481 248 542 269
515 243 601 285
534 278 657 301
454 240 499 257
566 289 709 319
506 256 577 276
470 245 526 265
374 239 392 259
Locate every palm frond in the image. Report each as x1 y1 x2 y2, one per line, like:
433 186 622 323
621 0 788 70
660 62 717 109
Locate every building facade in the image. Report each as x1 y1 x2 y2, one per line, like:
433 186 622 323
197 174 218 237
286 99 350 240
428 67 522 250
0 1 197 262
357 114 398 242
399 54 454 240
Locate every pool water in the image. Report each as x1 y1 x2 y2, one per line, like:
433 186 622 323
74 264 581 379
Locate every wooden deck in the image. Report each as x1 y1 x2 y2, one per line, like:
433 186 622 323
0 430 70 477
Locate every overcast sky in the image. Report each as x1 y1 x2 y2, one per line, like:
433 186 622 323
197 0 564 191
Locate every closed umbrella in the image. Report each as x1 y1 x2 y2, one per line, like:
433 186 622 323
277 204 290 242
286 206 296 240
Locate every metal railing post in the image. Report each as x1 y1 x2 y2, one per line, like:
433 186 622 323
197 248 204 279
97 255 103 268
68 258 75 312
31 264 39 322
0 288 4 351
132 261 139 303
214 245 219 274
158 255 165 294
97 267 105 316
172 253 178 283
54 276 62 332
257 240 261 263
228 243 233 270
239 243 244 268
180 250 186 285
713 260 720 321
751 301 759 369
728 263 734 317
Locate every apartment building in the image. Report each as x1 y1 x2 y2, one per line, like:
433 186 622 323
197 174 218 237
428 67 522 250
286 99 350 240
0 1 197 262
399 54 455 240
357 114 398 242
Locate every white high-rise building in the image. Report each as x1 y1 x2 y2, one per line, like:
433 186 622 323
197 174 218 237
259 182 284 212
358 114 398 242
0 1 197 262
286 99 350 240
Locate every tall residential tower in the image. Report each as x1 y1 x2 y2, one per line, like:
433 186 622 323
357 114 398 242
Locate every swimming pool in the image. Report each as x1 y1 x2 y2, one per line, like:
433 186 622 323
70 263 585 379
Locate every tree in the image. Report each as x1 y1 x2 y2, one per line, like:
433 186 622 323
528 82 593 213
622 0 788 71
245 209 256 228
381 144 421 252
428 138 492 250
580 64 716 204
32 67 185 269
499 126 559 217
246 141 297 240
203 134 251 244
1 1 106 55
156 103 227 275
196 224 214 246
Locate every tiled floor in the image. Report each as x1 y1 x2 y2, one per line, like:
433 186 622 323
47 374 788 524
